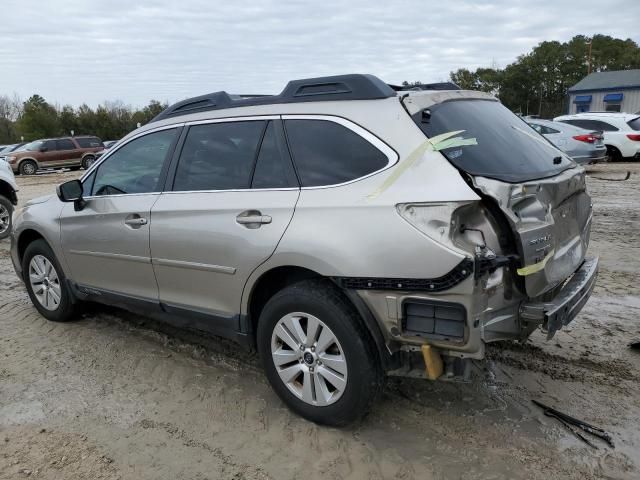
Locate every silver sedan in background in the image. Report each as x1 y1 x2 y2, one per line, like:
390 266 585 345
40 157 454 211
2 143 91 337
527 118 606 165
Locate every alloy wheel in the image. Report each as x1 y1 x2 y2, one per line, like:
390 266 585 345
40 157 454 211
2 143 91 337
22 162 36 175
0 204 9 235
28 255 62 311
270 312 348 406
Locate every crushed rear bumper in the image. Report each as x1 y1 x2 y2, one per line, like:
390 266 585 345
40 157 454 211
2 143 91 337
520 257 598 339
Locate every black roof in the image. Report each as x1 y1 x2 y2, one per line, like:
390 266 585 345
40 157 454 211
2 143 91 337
151 74 405 123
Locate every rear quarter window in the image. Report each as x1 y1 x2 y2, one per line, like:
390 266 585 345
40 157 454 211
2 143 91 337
284 119 389 187
628 117 640 131
76 137 103 148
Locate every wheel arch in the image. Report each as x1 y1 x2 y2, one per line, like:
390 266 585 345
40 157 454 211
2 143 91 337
0 180 17 205
243 264 393 369
17 157 39 170
16 228 48 266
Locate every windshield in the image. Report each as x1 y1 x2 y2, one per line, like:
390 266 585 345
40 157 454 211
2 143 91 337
22 140 45 151
0 145 14 153
413 99 575 183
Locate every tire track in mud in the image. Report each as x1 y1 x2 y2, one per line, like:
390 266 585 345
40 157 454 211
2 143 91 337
486 342 637 386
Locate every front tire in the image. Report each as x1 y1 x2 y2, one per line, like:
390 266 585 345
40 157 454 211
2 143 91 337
0 195 12 240
22 239 76 322
81 156 95 169
19 160 37 175
257 279 383 426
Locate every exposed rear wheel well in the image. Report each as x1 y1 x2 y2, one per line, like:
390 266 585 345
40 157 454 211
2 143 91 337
247 265 392 369
248 266 321 336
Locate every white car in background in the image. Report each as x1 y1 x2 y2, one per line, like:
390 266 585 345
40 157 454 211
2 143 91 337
554 112 640 162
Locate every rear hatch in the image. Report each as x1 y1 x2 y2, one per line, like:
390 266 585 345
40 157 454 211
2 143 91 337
404 92 592 297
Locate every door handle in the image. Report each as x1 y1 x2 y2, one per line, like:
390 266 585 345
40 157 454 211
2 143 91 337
236 210 272 228
124 215 148 228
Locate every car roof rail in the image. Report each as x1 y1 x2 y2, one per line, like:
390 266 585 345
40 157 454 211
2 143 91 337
388 81 461 91
150 74 397 123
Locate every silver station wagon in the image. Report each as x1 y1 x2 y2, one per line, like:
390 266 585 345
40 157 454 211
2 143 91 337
10 74 598 425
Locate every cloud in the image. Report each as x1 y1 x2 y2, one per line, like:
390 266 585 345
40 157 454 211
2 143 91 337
0 0 638 107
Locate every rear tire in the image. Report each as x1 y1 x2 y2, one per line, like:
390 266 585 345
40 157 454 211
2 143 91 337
0 195 12 240
606 145 622 163
22 239 76 322
257 279 383 426
19 160 37 175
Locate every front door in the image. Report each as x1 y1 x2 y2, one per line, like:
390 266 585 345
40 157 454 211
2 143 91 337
150 119 299 331
38 140 61 168
60 127 180 300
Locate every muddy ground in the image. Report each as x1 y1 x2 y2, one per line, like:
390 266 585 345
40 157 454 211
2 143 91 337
1 164 639 479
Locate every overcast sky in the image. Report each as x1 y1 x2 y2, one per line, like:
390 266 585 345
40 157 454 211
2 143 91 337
1 0 639 108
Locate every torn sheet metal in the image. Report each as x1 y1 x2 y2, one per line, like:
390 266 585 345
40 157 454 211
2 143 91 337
368 130 477 199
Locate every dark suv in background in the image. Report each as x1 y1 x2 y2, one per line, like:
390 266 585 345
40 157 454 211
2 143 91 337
7 136 103 175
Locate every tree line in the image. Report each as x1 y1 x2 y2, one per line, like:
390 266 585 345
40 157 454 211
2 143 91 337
0 94 168 144
403 34 640 119
2 33 639 145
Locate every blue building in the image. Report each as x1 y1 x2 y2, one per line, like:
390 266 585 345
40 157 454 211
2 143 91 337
568 69 640 114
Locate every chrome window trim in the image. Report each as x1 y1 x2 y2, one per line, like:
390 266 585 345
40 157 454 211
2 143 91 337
281 114 399 190
80 114 398 196
162 187 299 196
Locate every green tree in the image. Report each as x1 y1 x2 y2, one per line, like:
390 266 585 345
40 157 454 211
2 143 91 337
59 105 77 136
16 95 60 140
446 34 640 118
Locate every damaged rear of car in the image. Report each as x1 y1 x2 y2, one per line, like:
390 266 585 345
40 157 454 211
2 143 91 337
378 90 598 378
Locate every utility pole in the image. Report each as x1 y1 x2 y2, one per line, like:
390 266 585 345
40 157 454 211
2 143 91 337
539 82 543 116
586 40 593 74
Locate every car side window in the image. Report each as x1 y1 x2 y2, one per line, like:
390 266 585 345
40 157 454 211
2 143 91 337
590 120 618 132
91 128 177 196
173 121 266 191
56 139 76 150
284 119 389 187
251 121 298 189
544 126 560 134
45 140 57 151
76 137 103 148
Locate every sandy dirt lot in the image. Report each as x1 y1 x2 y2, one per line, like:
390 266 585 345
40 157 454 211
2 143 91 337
1 164 639 479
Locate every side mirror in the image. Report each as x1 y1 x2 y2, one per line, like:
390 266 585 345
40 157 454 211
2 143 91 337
56 179 86 211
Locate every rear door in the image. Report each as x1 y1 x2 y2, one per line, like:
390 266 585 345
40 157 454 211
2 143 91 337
55 138 80 166
150 118 299 331
60 127 180 300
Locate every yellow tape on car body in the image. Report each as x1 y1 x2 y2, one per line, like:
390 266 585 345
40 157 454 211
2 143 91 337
516 249 555 276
